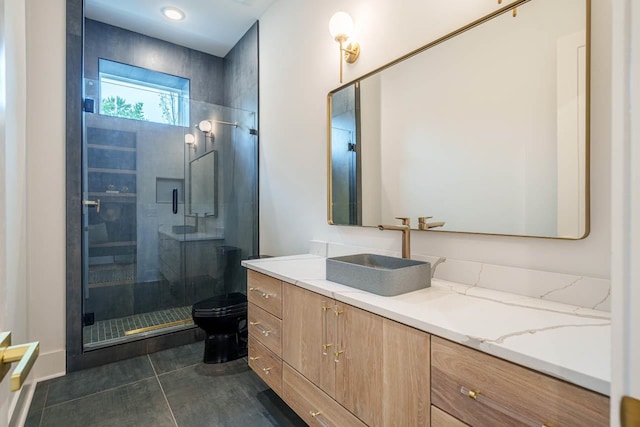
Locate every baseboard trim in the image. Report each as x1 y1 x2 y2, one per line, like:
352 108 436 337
32 349 66 381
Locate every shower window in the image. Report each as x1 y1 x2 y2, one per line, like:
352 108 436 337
98 59 190 127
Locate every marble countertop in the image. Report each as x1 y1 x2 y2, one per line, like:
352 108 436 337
242 254 610 396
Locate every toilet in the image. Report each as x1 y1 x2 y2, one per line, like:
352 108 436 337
192 292 248 364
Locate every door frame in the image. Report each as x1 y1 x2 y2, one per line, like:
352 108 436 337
610 0 640 423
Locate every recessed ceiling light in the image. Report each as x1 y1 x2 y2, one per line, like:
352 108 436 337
162 7 185 21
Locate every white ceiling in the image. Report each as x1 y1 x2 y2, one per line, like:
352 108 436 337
84 0 276 57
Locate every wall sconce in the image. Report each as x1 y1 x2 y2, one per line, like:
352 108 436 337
184 133 196 150
198 120 214 137
329 11 360 84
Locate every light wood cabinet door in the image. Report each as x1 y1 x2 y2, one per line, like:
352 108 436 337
431 406 468 427
382 318 431 427
283 363 367 427
282 283 336 397
431 336 609 427
335 302 384 427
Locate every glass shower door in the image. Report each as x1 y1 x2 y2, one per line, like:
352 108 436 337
81 77 189 350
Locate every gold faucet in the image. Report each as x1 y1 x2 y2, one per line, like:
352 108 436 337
378 217 411 259
418 216 446 230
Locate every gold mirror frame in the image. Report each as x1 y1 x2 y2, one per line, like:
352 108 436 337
327 0 591 240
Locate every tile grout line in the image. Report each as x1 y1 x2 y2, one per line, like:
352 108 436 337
41 375 155 410
37 384 50 427
148 354 179 427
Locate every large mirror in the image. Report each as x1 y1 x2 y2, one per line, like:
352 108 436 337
189 150 218 217
328 0 589 239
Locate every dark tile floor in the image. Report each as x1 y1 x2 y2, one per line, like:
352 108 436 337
25 342 306 427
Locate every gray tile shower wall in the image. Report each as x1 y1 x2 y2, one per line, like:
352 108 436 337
84 19 226 105
222 22 260 293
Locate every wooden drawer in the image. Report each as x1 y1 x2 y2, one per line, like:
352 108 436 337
247 270 282 318
282 363 366 427
248 303 282 357
249 336 282 396
431 406 468 427
431 336 609 427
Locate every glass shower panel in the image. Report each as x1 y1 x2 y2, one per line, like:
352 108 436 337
181 100 258 307
81 78 258 350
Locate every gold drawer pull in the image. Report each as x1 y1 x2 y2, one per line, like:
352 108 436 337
249 287 272 299
460 386 548 427
0 331 40 392
249 355 273 375
334 349 344 363
309 410 330 427
249 321 272 337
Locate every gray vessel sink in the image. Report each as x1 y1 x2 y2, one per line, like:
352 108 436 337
326 254 431 296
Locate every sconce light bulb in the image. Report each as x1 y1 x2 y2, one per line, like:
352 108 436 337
198 120 212 133
184 133 195 144
329 11 353 40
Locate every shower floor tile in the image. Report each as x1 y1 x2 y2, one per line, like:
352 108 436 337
83 306 193 348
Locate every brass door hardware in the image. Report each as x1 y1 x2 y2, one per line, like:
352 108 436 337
322 303 333 356
83 198 101 213
622 396 640 427
0 331 40 392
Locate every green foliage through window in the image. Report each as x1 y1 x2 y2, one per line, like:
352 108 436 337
98 59 190 127
101 96 146 120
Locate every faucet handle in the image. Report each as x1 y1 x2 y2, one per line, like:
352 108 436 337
418 216 433 224
395 217 410 226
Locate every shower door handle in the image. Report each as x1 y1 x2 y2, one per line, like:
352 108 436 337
83 199 101 213
172 189 178 214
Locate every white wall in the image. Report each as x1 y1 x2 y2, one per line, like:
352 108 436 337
25 0 67 379
0 0 29 423
259 0 611 280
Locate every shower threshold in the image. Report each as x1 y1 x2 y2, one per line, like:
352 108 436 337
83 306 195 350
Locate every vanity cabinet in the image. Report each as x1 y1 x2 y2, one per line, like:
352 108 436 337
281 281 430 427
430 336 609 427
247 269 609 427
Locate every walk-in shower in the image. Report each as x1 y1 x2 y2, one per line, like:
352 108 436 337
65 10 260 368
82 80 257 350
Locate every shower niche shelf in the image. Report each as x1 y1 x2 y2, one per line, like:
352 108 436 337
86 127 137 260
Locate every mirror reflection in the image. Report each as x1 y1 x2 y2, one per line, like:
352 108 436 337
329 0 588 239
189 150 217 217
